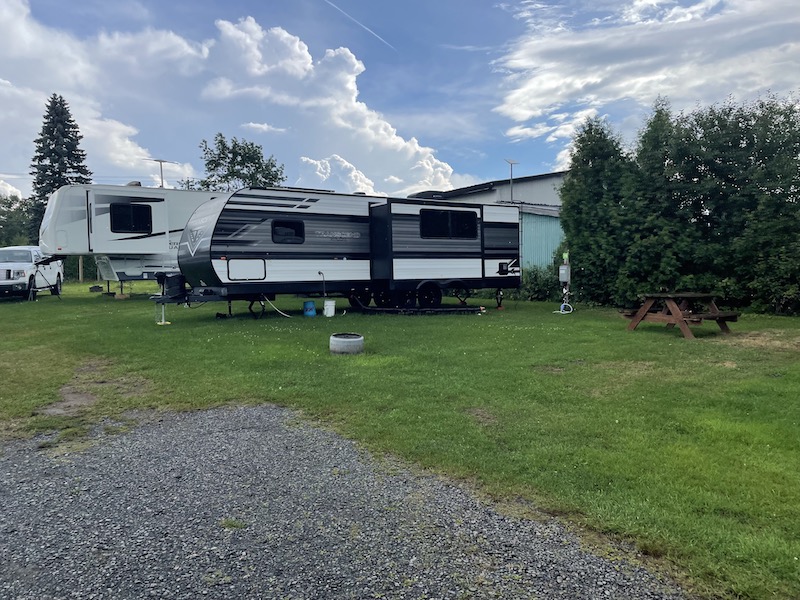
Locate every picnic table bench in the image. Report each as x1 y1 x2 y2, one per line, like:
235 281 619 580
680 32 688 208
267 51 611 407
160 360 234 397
625 292 739 339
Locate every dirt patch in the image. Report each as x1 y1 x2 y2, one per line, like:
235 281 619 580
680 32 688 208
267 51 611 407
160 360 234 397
38 359 152 417
464 407 497 427
75 360 110 374
533 365 566 374
39 387 98 416
718 330 800 351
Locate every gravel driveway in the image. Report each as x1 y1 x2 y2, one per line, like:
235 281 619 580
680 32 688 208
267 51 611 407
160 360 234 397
0 405 688 599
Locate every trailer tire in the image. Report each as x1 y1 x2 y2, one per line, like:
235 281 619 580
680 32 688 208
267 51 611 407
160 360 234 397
417 284 442 309
348 289 372 308
374 289 393 308
394 290 416 308
330 332 364 354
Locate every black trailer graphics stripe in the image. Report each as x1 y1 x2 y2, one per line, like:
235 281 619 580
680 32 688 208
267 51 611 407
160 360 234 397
232 193 320 203
92 198 166 217
385 252 483 260
211 252 371 261
110 231 167 242
227 200 315 209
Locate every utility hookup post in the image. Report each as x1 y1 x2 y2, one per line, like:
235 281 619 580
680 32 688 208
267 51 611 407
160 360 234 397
556 252 574 314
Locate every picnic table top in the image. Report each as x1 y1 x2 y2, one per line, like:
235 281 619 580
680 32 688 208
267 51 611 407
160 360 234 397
639 292 718 300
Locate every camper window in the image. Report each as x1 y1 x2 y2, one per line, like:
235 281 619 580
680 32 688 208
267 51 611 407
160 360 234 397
272 220 305 244
110 203 152 234
420 209 477 239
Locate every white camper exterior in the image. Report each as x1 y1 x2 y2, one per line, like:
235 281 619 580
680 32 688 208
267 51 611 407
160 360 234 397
38 184 220 281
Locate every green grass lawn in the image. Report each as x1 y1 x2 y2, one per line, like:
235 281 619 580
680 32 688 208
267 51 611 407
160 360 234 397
1 283 799 599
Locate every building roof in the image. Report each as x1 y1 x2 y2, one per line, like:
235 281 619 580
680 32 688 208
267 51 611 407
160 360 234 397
409 170 566 217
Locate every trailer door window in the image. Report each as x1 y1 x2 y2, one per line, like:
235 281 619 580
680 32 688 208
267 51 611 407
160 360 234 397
272 220 305 244
420 209 477 239
110 203 152 234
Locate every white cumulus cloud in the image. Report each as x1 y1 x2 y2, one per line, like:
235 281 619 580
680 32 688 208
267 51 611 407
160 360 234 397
492 0 800 169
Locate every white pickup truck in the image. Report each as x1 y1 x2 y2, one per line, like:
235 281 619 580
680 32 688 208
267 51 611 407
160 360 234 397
0 245 64 300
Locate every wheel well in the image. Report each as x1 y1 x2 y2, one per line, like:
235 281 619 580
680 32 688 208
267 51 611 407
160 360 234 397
416 280 442 291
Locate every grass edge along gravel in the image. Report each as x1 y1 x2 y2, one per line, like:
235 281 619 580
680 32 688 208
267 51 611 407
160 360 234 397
1 283 799 599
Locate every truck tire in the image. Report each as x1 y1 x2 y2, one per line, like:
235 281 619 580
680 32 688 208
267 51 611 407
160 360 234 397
50 274 62 296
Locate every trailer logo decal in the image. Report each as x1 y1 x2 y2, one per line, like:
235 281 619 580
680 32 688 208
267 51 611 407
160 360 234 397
187 227 205 257
315 230 362 239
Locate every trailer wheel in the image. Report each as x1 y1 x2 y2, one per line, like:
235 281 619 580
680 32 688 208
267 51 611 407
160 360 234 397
417 284 442 309
394 290 416 308
348 289 372 308
373 289 414 308
374 289 393 308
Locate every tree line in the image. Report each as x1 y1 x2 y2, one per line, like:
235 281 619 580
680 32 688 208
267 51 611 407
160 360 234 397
0 94 285 252
560 94 800 314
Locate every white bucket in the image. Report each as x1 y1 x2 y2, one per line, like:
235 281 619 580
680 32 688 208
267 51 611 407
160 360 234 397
323 299 336 317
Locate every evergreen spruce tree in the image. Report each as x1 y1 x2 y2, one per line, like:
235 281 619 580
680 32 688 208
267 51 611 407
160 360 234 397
28 93 92 240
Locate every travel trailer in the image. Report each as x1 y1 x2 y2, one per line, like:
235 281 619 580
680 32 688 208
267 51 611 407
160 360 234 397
161 187 520 309
38 184 220 281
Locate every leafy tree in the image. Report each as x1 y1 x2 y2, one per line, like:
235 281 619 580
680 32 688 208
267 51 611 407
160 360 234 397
560 118 633 304
182 133 286 192
0 194 33 246
29 93 92 240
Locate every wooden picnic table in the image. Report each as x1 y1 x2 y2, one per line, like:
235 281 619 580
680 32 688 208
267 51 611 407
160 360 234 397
626 292 740 339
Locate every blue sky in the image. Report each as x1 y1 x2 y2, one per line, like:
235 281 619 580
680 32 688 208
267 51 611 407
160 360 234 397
0 0 798 199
